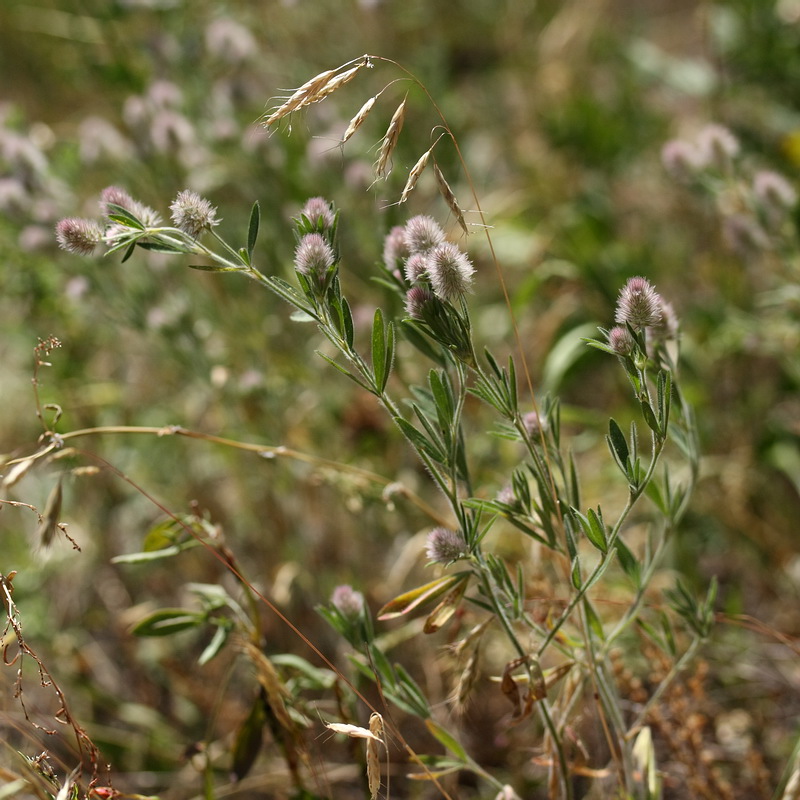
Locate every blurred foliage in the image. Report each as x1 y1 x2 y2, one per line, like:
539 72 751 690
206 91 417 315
3 0 800 797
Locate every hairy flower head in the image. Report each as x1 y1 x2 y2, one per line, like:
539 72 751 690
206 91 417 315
55 217 104 255
427 241 474 302
100 185 162 227
425 527 467 564
295 232 335 287
300 196 335 229
383 225 409 272
331 584 364 618
614 277 662 330
170 189 219 238
404 286 436 319
404 215 445 254
607 325 636 356
403 252 429 284
696 123 739 169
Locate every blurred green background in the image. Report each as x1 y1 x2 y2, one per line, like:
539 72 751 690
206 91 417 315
2 0 800 797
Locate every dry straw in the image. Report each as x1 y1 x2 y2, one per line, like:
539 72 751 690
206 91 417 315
400 135 443 203
342 95 378 144
375 96 407 178
434 163 468 235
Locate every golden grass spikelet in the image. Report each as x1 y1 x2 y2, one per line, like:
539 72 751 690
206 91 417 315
452 644 480 716
242 640 293 732
342 96 377 144
375 97 407 178
314 63 365 104
263 68 337 126
367 712 384 800
400 142 437 203
434 163 468 235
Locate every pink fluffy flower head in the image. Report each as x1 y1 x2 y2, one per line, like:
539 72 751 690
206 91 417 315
331 584 364 618
427 241 474 302
300 196 335 229
425 527 467 564
614 276 662 330
404 215 445 254
55 217 104 255
295 232 335 288
170 189 220 238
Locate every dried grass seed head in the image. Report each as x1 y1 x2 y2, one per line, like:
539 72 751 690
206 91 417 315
55 217 104 255
342 96 377 143
614 276 662 330
427 241 474 302
434 163 468 235
375 97 406 178
400 146 433 203
170 189 220 238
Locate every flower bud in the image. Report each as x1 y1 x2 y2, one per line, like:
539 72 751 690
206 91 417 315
300 196 335 229
331 584 364 618
295 232 335 289
607 325 636 356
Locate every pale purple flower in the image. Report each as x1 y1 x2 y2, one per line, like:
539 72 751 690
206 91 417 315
404 215 445 254
404 286 435 319
425 527 467 564
383 225 409 271
101 186 162 227
170 189 219 238
55 217 104 255
696 123 739 169
523 410 545 438
403 252 429 283
753 170 797 212
496 485 517 506
608 325 636 356
427 241 474 302
205 17 257 63
331 584 364 618
294 232 335 286
661 139 703 180
300 196 335 229
646 299 679 344
614 277 663 330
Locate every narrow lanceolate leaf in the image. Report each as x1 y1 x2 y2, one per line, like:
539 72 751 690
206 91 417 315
425 719 469 763
131 608 204 636
371 309 387 392
247 200 260 258
607 418 629 469
377 574 468 620
586 507 608 553
383 321 396 394
640 400 661 437
231 696 265 781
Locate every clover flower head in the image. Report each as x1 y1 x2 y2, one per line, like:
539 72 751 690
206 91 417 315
425 527 467 564
55 217 104 255
170 189 219 238
404 215 445 254
661 139 703 180
331 584 364 618
383 225 409 272
300 196 335 229
523 410 545 438
405 286 436 319
100 185 161 227
608 325 636 356
614 277 662 330
696 123 739 169
404 252 429 284
295 232 335 286
753 170 797 212
427 241 474 302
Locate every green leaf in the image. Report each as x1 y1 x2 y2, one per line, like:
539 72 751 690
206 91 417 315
131 608 204 636
607 418 629 469
247 200 260 258
120 240 137 263
586 507 608 553
137 241 186 255
640 400 661 436
393 416 446 463
198 621 232 665
105 203 146 229
371 309 387 391
616 538 641 585
187 263 242 272
583 598 605 640
571 556 582 589
315 351 372 392
425 720 468 762
394 663 432 717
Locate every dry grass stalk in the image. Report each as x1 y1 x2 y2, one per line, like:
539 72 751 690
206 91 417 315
452 644 480 715
434 163 468 235
242 640 293 732
400 141 437 203
367 712 384 800
375 97 407 178
342 96 377 144
263 57 370 127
